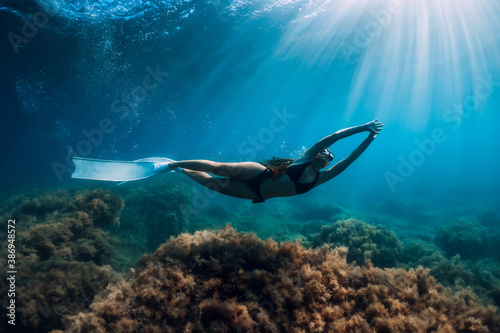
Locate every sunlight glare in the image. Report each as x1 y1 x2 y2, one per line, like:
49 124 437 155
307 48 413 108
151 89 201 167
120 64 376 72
275 0 500 130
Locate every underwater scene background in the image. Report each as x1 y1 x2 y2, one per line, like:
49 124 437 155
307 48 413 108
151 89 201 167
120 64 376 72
1 0 500 331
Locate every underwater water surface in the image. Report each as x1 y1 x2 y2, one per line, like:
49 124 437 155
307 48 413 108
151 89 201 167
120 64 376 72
1 0 500 332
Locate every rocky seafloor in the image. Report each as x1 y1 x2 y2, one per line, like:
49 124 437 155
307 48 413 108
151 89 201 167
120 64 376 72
0 176 499 332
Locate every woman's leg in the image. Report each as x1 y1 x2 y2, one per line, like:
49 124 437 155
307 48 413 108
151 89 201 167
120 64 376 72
181 169 258 200
170 160 266 181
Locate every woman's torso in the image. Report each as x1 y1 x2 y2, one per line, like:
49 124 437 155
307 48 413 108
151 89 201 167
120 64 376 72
260 162 319 199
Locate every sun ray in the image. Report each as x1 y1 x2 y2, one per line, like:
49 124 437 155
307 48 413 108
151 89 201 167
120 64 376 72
272 0 500 130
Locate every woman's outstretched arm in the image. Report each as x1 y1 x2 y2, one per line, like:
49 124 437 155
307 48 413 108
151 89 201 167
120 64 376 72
315 131 380 186
298 120 383 162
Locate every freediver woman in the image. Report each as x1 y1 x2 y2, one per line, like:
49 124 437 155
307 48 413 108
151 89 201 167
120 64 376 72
166 120 383 203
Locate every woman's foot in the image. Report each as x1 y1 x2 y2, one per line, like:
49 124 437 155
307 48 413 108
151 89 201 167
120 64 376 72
167 162 178 169
153 161 173 173
166 162 184 173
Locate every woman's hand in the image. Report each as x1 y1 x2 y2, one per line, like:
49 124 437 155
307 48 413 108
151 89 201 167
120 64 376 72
365 119 384 134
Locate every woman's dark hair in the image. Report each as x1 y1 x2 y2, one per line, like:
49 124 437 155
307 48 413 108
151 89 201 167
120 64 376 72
262 156 295 177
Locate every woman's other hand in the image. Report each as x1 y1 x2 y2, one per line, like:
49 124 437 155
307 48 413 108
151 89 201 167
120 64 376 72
365 119 384 134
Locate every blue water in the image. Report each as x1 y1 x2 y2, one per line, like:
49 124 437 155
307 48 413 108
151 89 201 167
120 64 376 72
2 0 500 204
1 1 500 330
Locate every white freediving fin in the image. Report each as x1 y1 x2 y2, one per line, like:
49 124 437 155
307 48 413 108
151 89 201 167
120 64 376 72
71 157 175 182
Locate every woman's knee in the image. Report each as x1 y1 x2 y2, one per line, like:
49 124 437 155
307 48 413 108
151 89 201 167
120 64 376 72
196 160 222 173
210 162 239 177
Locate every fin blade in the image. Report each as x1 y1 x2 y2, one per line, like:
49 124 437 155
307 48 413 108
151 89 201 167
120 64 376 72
72 157 156 182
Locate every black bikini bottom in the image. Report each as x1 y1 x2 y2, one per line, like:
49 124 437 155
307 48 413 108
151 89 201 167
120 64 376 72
245 168 270 203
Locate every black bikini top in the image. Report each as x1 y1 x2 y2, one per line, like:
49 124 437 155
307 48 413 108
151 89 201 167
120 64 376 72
286 162 320 195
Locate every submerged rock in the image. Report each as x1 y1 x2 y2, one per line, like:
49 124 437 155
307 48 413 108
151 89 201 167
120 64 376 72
0 189 123 332
311 218 403 268
435 220 490 260
62 226 500 333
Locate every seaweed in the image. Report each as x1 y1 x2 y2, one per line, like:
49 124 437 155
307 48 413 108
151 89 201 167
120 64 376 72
401 245 500 307
435 219 490 260
62 226 500 332
115 178 191 253
311 218 403 268
0 189 123 332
